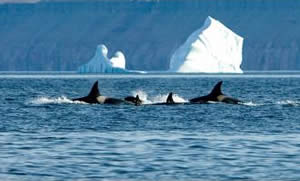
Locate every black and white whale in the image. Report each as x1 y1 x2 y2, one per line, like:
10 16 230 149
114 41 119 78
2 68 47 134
72 81 124 104
124 95 143 106
189 81 242 104
124 92 180 106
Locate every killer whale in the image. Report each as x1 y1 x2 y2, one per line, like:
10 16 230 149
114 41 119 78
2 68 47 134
72 81 124 104
189 81 242 104
72 80 241 105
125 92 183 106
124 95 143 106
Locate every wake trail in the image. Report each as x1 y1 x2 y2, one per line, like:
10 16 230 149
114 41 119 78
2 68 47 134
29 96 87 105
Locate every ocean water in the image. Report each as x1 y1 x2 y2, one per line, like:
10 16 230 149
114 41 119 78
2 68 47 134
1 72 300 181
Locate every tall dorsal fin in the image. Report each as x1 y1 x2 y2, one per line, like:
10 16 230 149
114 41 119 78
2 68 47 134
88 81 101 97
209 81 223 96
166 92 175 103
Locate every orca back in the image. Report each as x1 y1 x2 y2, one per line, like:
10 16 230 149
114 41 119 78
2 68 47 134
124 95 142 105
72 81 101 104
189 81 224 103
189 81 242 104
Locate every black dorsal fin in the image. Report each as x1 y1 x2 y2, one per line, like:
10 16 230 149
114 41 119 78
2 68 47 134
135 95 142 105
88 81 100 97
135 95 140 102
209 81 223 96
166 92 175 103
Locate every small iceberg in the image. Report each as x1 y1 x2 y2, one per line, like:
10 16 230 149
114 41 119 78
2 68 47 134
169 16 244 73
78 44 128 73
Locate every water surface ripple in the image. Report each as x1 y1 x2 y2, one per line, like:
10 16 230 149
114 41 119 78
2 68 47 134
1 73 300 180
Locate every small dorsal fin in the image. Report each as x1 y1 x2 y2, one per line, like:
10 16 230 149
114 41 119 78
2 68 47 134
166 92 175 103
135 95 142 105
135 95 140 102
88 81 101 97
209 81 223 96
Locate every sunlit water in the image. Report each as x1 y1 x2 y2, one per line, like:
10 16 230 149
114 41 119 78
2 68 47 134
1 72 300 181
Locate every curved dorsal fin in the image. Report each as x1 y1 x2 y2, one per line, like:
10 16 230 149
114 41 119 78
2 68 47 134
135 95 140 102
166 92 175 103
88 81 101 97
209 81 223 96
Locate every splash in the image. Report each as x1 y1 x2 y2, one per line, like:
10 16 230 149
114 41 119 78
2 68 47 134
240 100 300 107
131 90 151 104
30 96 87 105
131 90 188 104
152 94 187 103
240 101 264 107
276 100 300 106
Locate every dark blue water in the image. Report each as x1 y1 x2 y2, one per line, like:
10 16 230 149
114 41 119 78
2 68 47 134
1 73 300 181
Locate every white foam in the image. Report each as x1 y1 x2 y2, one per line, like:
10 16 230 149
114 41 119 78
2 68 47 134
152 94 187 103
131 91 188 104
30 96 87 105
277 100 300 106
131 90 151 104
240 101 264 107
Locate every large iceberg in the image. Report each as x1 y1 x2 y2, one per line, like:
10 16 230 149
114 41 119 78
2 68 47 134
169 16 243 73
78 44 127 73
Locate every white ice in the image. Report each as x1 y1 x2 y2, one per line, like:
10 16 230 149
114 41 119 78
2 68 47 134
78 44 127 73
169 16 243 73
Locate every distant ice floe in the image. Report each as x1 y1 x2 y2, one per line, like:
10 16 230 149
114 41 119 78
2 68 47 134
79 16 243 74
78 44 128 73
78 44 146 73
169 16 244 73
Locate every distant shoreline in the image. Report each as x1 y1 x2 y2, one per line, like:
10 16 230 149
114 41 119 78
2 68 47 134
2 70 300 73
1 71 300 79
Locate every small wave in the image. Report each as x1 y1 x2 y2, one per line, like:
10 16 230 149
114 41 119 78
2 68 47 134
152 94 187 103
30 96 87 105
131 90 188 104
240 101 264 107
276 100 300 106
